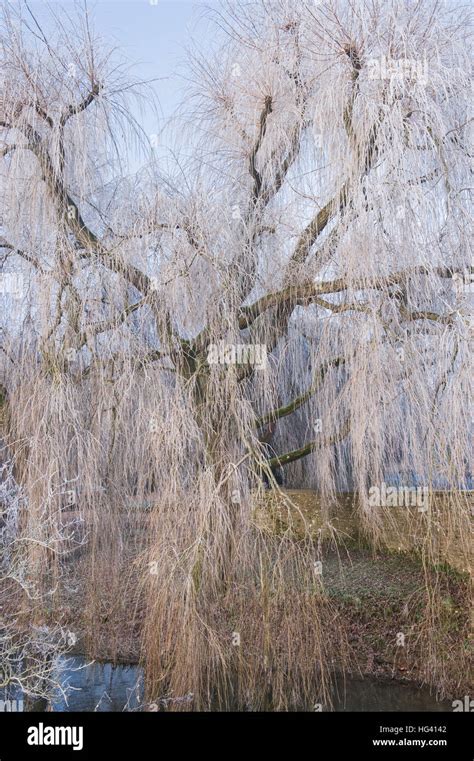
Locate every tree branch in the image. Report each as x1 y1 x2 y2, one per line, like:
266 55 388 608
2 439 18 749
289 182 350 267
75 296 148 349
239 266 472 329
1 118 156 296
266 418 351 469
249 95 273 204
0 237 44 274
255 354 345 429
59 83 101 127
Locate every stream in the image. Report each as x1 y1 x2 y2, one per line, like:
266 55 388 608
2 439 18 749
10 656 453 712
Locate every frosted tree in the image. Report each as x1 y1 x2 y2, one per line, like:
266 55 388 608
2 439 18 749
0 0 471 708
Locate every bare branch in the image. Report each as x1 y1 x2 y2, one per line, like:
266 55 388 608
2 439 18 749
266 418 351 469
239 266 472 328
255 354 345 429
59 82 101 127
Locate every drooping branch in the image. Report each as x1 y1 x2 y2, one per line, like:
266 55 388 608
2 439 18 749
76 347 170 380
1 105 156 297
287 49 367 271
238 65 385 373
266 418 351 469
260 120 303 206
0 237 45 274
255 354 345 429
75 296 148 350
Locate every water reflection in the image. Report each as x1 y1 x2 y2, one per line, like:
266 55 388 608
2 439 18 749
1 657 453 712
52 657 143 712
50 657 453 712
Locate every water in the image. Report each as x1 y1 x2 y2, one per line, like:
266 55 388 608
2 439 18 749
331 676 452 712
52 657 143 712
44 657 453 712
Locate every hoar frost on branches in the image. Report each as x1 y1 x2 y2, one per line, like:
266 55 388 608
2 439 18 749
0 0 472 708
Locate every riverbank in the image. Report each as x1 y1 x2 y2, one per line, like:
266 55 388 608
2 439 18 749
53 489 472 702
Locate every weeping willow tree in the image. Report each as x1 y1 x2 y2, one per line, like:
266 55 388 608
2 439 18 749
0 0 472 709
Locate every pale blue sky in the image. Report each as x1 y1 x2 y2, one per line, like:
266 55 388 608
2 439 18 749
26 1 221 162
90 1 217 121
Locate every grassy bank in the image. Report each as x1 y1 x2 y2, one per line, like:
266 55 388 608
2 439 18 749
50 489 472 703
